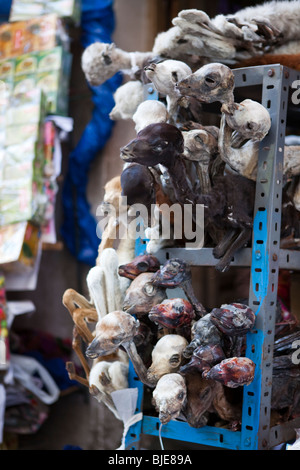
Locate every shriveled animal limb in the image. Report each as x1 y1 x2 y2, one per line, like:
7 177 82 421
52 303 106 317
214 227 252 273
96 176 125 264
98 248 123 311
72 307 97 344
86 266 108 319
62 288 97 343
66 360 89 388
89 384 121 420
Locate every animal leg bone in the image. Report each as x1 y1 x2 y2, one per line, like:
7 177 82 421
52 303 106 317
72 307 97 344
63 288 93 315
66 361 89 388
212 228 239 259
215 227 252 272
86 266 108 319
66 325 91 386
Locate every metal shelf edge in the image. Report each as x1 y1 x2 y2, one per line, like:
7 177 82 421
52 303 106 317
152 247 300 270
141 416 241 450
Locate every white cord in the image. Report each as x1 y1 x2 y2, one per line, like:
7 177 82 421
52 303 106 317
159 422 164 450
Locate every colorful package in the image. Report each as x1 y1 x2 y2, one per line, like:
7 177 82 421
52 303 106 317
0 14 68 60
9 0 81 24
0 276 10 370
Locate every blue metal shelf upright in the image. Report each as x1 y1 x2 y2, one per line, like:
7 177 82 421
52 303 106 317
125 65 300 450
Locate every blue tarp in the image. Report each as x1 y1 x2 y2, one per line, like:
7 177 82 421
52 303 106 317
61 0 122 266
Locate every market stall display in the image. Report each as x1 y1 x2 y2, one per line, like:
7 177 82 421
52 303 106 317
61 1 300 451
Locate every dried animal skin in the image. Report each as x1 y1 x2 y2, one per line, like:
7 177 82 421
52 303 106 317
152 373 187 424
109 80 144 121
148 298 195 329
152 258 206 317
210 303 256 336
183 313 223 359
204 357 256 388
122 272 167 315
147 334 188 385
180 343 226 374
221 99 271 142
118 254 160 279
176 62 235 106
133 100 169 133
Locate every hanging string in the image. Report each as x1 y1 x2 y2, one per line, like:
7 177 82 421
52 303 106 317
159 422 164 450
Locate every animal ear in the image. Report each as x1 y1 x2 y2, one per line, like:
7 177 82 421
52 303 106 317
169 353 180 366
144 283 156 296
171 71 178 82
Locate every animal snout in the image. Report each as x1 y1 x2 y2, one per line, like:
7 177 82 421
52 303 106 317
146 369 159 385
86 339 104 359
120 146 132 160
159 411 172 424
144 63 156 72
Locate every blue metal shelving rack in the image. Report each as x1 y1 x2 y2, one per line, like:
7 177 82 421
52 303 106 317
125 65 300 450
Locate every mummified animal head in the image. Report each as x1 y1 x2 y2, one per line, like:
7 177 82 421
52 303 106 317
120 163 156 210
210 303 256 336
148 298 195 329
86 310 139 359
176 62 235 104
221 99 271 142
152 373 187 424
144 59 192 96
183 313 223 358
152 258 192 288
203 357 256 388
118 254 160 280
100 175 123 216
147 334 188 385
120 123 184 167
81 42 123 86
122 272 167 315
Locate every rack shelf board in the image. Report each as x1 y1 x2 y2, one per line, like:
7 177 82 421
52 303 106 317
140 415 300 450
144 246 300 270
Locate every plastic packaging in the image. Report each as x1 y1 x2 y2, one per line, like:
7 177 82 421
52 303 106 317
10 354 60 405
